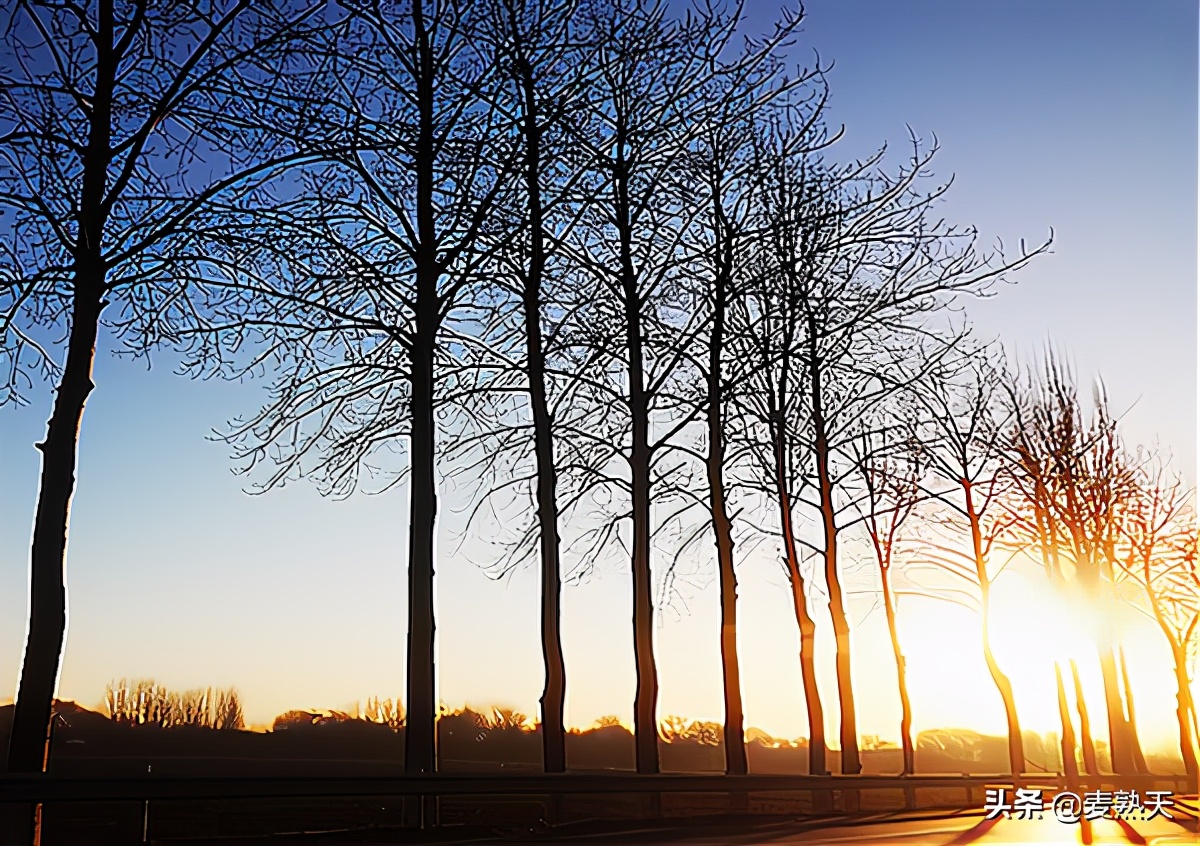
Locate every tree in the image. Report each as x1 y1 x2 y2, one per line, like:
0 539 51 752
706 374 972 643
1006 352 1146 775
1116 453 1199 779
463 0 597 776
910 353 1027 776
189 0 520 777
726 113 833 775
848 429 923 775
0 0 320 781
680 11 818 777
740 124 1048 773
548 0 794 774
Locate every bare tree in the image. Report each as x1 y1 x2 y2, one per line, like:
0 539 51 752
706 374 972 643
848 428 923 775
726 114 832 775
739 121 1048 773
547 0 796 774
182 0 521 778
446 0 608 775
0 0 321 785
1006 352 1146 775
677 11 820 776
1116 452 1199 779
909 353 1027 776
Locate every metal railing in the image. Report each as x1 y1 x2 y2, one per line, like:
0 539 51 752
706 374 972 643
1 770 1193 844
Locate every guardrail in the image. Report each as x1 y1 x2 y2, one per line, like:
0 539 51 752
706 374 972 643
1 771 1193 844
0 771 1015 802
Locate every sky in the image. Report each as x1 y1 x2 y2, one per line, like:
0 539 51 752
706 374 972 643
1 0 1196 756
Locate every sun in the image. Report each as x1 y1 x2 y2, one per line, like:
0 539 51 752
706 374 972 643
896 566 1183 754
988 569 1180 750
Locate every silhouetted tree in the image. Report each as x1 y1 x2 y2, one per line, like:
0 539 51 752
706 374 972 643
740 125 1047 774
452 0 602 776
548 0 797 774
910 353 1027 776
675 12 818 776
189 0 521 777
0 0 320 785
726 114 832 775
564 0 708 774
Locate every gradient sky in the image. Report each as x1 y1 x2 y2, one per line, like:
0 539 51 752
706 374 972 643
1 0 1196 755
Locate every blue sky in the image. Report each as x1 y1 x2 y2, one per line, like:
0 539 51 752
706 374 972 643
1 0 1196 751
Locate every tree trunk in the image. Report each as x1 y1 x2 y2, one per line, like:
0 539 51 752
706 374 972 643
513 38 567 776
809 357 858 774
8 0 116 774
530 343 566 775
1096 642 1135 775
705 164 746 776
1146 568 1199 781
629 346 657 775
772 423 826 775
1171 643 1200 781
881 568 914 775
404 0 438 776
615 136 659 775
1070 659 1098 775
708 413 745 776
963 481 1024 776
1118 645 1148 773
706 286 746 776
6 278 103 775
1055 664 1080 781
404 289 439 776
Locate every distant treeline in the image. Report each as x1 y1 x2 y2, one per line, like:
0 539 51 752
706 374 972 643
104 679 244 731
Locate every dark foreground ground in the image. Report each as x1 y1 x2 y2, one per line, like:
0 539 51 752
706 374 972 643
19 804 1200 846
3 703 1196 845
10 780 1198 845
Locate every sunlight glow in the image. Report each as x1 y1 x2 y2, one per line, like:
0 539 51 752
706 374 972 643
898 568 1182 754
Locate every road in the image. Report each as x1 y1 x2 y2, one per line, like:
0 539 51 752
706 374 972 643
161 810 1199 846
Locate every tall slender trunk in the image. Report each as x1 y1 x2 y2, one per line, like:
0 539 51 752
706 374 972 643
1070 660 1098 774
1096 642 1135 774
512 35 567 776
1144 558 1200 780
8 0 116 775
1055 664 1080 781
404 0 438 775
614 133 659 775
808 347 858 774
704 161 745 776
705 244 746 775
1118 645 1147 773
708 399 745 775
1075 558 1137 775
1170 643 1200 781
963 481 1024 776
880 568 914 775
772 421 826 775
7 280 102 777
1061 663 1098 846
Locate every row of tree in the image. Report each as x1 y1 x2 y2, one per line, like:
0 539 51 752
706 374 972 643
2 0 1194 793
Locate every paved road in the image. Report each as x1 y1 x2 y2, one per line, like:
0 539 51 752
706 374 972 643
465 815 1198 845
166 811 1199 846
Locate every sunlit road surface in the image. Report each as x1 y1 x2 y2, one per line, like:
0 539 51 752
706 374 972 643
436 807 1200 846
453 813 1200 846
161 801 1200 845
